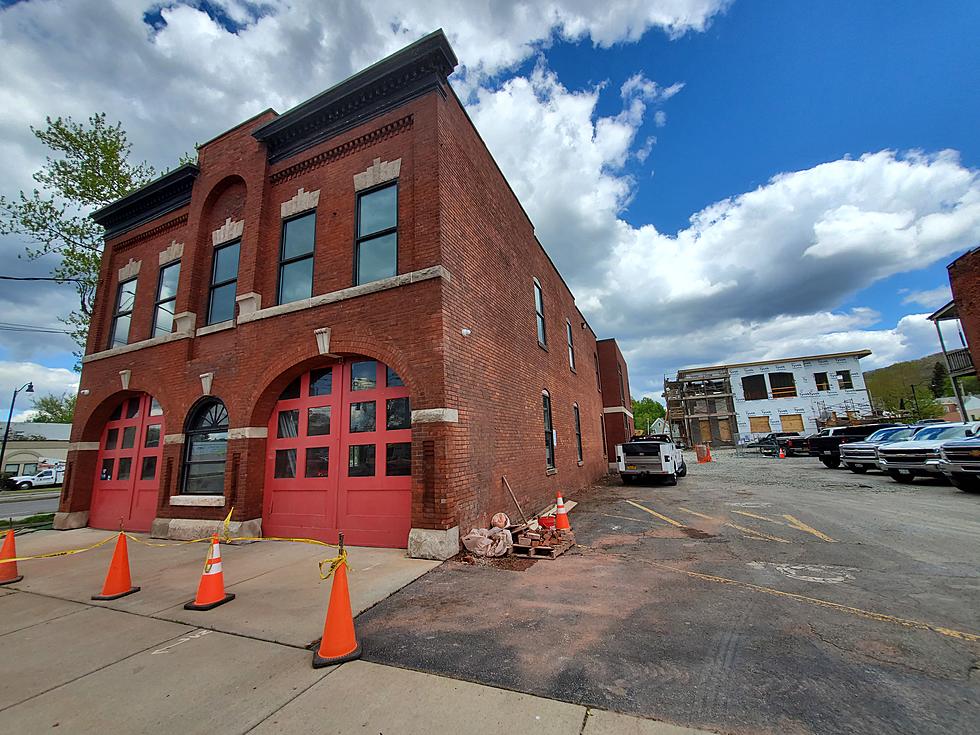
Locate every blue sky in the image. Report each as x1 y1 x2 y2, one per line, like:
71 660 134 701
0 0 978 413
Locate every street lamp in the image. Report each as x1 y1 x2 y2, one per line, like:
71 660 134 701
1 382 34 475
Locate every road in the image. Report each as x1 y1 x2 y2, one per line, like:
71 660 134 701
0 492 59 519
357 451 980 735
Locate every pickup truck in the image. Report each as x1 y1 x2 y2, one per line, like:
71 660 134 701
938 437 980 493
616 435 686 485
755 432 801 455
839 426 914 473
9 466 64 489
807 423 901 469
877 422 979 483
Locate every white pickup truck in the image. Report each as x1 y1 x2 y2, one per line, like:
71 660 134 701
9 466 64 489
616 435 687 485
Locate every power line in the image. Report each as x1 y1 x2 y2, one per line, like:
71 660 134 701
0 321 74 335
0 275 89 283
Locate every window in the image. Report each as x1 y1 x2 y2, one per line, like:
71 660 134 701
566 320 576 371
768 372 797 399
748 415 772 433
741 375 768 401
305 447 329 478
350 360 377 391
836 370 854 390
600 418 607 457
182 399 229 495
573 404 583 462
594 352 601 390
207 240 240 325
278 212 315 304
109 278 137 348
533 279 547 346
617 364 625 405
23 463 38 476
355 183 397 285
542 391 555 469
3 464 18 475
814 372 830 391
152 261 180 337
350 402 376 433
348 444 376 477
386 442 411 476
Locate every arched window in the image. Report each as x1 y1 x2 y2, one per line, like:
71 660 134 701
182 399 229 495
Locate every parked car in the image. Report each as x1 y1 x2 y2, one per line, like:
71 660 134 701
938 437 980 493
808 423 901 468
756 432 801 455
876 422 980 483
783 433 813 456
840 426 914 473
9 466 64 489
616 435 686 485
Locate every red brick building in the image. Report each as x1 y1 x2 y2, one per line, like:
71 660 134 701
597 339 634 465
929 246 978 421
55 30 631 558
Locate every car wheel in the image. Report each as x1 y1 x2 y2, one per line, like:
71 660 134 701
663 473 677 486
676 462 687 478
848 465 868 474
621 474 634 485
819 457 841 469
17 481 32 489
949 473 980 493
888 470 915 484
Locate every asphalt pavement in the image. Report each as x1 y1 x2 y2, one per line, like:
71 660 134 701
0 490 59 519
356 451 980 735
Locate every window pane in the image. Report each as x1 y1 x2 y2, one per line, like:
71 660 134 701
358 185 397 237
105 428 119 450
213 242 240 284
23 464 38 476
117 280 137 312
386 367 404 387
386 397 411 430
536 314 546 345
184 462 225 494
109 402 123 421
117 457 132 481
350 401 376 433
100 459 114 481
145 425 161 448
279 377 301 400
356 232 397 285
154 303 175 337
386 442 411 476
282 212 316 260
534 282 543 314
208 282 237 324
3 464 18 474
305 447 329 478
348 444 376 477
122 426 136 449
149 397 163 416
111 314 131 347
350 361 377 391
274 449 297 479
277 410 299 438
158 262 180 300
308 406 331 436
188 432 228 461
126 399 140 419
279 257 313 304
309 368 333 396
140 456 157 481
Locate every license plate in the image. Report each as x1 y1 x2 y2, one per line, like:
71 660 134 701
626 465 637 470
822 451 831 455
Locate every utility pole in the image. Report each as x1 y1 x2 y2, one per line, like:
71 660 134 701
910 384 921 420
1 381 34 473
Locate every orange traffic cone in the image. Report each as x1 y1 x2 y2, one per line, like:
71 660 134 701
184 534 235 610
703 444 713 463
313 534 361 668
1 529 24 585
778 446 786 459
92 532 139 600
555 492 571 531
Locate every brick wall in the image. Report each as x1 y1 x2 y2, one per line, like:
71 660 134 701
597 339 634 458
948 247 980 371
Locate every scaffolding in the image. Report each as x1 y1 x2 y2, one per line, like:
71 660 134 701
664 368 739 447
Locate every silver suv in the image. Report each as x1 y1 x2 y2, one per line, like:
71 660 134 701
938 438 980 493
877 422 979 483
840 426 914 474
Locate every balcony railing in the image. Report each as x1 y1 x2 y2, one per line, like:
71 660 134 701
946 347 976 377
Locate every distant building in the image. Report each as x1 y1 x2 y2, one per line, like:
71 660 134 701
935 396 964 422
665 350 873 445
1 422 71 476
597 339 634 467
928 245 978 421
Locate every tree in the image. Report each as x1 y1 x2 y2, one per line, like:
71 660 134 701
0 114 157 365
30 392 76 423
929 361 950 398
632 396 666 433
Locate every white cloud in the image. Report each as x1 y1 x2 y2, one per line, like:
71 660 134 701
901 285 952 309
0 361 79 421
654 110 668 127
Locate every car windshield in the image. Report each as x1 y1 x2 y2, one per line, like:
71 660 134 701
866 429 896 442
911 425 969 440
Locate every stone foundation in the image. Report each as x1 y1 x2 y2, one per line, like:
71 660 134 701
407 526 459 560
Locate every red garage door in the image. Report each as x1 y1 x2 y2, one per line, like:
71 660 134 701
90 394 164 532
262 359 412 547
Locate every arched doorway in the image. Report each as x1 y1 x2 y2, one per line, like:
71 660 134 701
263 358 412 547
90 394 164 532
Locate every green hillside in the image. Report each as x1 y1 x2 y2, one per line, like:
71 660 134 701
865 352 978 414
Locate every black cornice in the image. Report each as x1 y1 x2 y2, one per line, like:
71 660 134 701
90 164 199 240
253 29 458 163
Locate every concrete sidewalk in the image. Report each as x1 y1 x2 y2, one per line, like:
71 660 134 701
0 590 713 734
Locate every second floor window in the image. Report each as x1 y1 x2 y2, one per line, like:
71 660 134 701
356 183 397 285
814 372 830 391
152 261 180 338
617 364 625 405
279 212 315 304
573 403 583 462
543 391 555 469
836 370 854 390
534 279 547 346
109 278 137 348
208 240 240 325
566 320 575 370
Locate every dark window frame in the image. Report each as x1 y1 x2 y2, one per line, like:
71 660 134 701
617 364 625 405
354 181 398 286
566 319 576 371
573 403 583 462
151 260 180 338
181 398 230 496
836 370 854 390
277 211 316 305
533 278 547 348
814 372 830 391
207 239 240 326
594 352 601 391
108 277 138 348
543 390 555 469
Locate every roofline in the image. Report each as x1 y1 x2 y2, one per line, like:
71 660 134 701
677 349 873 375
198 107 278 149
89 163 199 240
946 243 980 270
928 300 958 322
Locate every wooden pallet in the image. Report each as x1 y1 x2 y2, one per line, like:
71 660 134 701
511 533 575 560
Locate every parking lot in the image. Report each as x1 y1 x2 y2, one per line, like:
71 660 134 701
358 451 980 735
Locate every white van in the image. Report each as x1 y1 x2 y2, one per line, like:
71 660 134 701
616 435 687 485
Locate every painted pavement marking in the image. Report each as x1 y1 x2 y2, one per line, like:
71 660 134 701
731 509 783 524
677 507 716 521
748 562 857 584
624 500 686 528
783 514 837 543
725 522 791 543
150 629 212 655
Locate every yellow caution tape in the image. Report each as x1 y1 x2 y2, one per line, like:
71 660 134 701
317 548 350 580
1 532 119 564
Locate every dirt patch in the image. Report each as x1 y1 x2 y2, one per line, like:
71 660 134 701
448 552 537 571
681 527 715 539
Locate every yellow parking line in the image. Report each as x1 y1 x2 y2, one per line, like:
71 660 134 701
677 507 715 521
625 500 685 528
783 514 837 543
731 509 782 524
725 522 791 543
